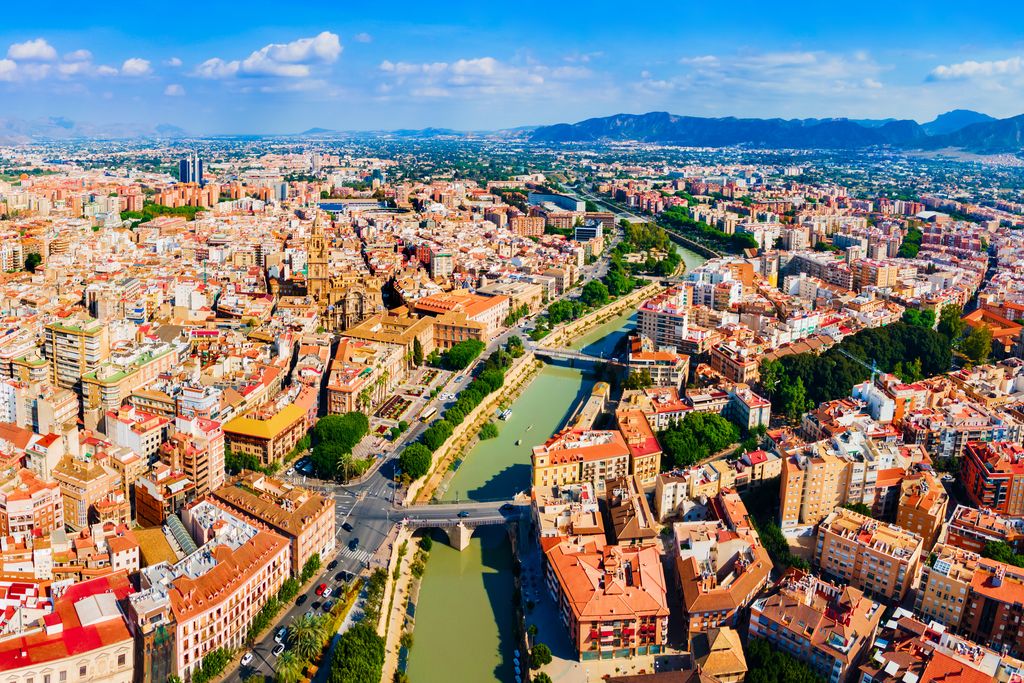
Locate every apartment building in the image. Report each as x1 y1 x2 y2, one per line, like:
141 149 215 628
52 455 123 531
915 542 980 629
626 349 690 389
0 467 63 535
673 499 772 633
638 287 690 351
212 470 336 576
126 501 290 682
814 507 923 601
159 415 225 498
104 406 171 460
531 429 631 492
944 504 1024 555
222 403 306 467
780 431 883 532
342 309 435 361
544 541 669 660
614 410 662 487
134 463 195 528
44 315 110 392
606 475 658 545
726 386 772 431
859 607 1021 683
748 570 884 683
81 341 179 414
0 571 135 683
961 441 1024 516
894 470 948 550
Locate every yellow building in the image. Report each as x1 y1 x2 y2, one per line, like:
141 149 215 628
223 403 307 466
914 542 979 628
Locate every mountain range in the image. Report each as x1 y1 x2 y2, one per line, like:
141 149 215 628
0 116 186 144
529 109 1024 153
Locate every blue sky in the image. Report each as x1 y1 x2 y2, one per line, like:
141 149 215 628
3 0 1024 134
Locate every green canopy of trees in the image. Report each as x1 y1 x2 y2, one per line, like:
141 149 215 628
311 412 370 480
623 369 654 390
400 443 433 480
982 541 1024 567
746 638 824 683
24 252 41 273
441 339 485 370
902 308 935 329
330 623 385 683
580 280 610 307
421 419 454 452
658 412 740 469
770 322 951 409
897 226 923 258
660 206 758 253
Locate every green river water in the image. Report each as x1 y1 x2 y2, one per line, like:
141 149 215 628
406 245 705 682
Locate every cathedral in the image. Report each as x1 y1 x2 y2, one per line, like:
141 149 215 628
305 211 385 331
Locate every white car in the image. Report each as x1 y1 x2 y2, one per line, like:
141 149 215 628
274 627 287 644
287 467 295 476
322 586 333 598
272 643 286 657
241 652 254 667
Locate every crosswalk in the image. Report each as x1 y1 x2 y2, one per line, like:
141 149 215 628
340 544 374 564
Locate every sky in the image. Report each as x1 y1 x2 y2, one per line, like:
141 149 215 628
3 1 1024 134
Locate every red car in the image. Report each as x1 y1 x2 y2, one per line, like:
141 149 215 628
315 583 327 596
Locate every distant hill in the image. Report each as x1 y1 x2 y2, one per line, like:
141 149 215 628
529 110 1022 152
921 109 996 136
0 116 186 143
927 114 1024 153
529 112 930 148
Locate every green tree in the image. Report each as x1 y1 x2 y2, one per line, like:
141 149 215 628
421 419 454 451
275 650 304 683
442 339 485 370
960 324 993 365
400 443 433 480
315 412 370 452
746 637 824 683
658 412 740 469
24 252 42 273
580 280 610 307
982 540 1024 567
533 674 554 683
937 304 966 342
478 421 499 440
842 502 874 517
530 643 553 669
623 369 654 390
902 308 936 329
780 376 810 423
412 337 424 366
758 358 784 398
300 553 321 582
331 622 385 683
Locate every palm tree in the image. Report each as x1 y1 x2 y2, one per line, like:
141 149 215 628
289 614 328 662
335 451 354 482
275 650 303 683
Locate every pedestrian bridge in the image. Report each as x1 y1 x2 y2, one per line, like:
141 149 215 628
532 346 626 367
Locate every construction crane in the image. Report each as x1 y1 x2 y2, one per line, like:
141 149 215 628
835 347 881 383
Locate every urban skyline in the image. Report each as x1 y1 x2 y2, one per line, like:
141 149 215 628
4 1 1024 133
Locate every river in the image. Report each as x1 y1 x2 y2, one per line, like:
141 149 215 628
406 245 706 683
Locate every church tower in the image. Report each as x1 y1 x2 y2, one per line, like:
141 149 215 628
307 211 328 301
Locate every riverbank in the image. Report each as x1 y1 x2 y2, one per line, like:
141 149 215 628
543 281 661 348
408 354 542 504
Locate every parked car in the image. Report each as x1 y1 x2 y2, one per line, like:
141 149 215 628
272 643 285 657
454 376 463 383
241 652 254 667
322 599 335 612
274 627 287 644
322 586 333 598
315 583 327 596
296 594 307 606
286 467 295 476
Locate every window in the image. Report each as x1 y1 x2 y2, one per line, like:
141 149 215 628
79 667 86 678
117 654 126 667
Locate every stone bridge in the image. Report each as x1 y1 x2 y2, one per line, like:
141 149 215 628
398 501 523 551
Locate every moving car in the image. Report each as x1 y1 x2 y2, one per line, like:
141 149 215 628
296 594 307 606
458 510 470 518
342 522 354 532
241 652 254 667
327 559 338 570
348 538 360 551
500 503 514 512
272 644 285 657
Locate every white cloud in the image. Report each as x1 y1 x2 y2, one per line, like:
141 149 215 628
196 31 342 79
377 55 591 99
0 59 17 81
164 83 185 96
928 56 1023 81
7 38 57 61
165 56 183 67
63 49 92 63
121 58 151 76
353 32 372 43
96 65 119 76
